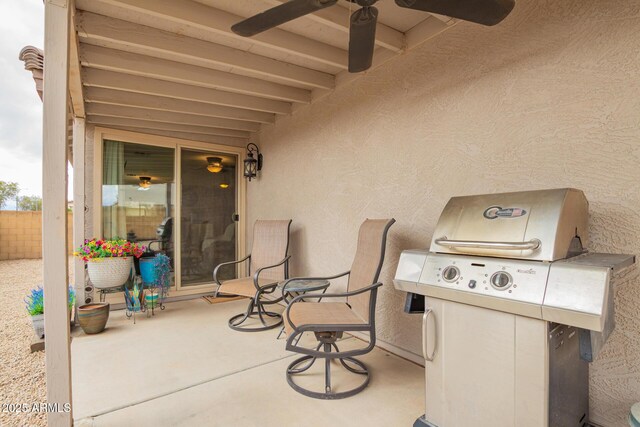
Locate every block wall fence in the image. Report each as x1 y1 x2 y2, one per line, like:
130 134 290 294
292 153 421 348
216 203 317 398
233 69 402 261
0 211 73 260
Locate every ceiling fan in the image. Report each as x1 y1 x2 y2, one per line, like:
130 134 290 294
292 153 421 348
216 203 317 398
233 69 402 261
231 0 516 73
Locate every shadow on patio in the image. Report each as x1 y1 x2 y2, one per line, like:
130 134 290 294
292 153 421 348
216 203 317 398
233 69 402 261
72 299 424 426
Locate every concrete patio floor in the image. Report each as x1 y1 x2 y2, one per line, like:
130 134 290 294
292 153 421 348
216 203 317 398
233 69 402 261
72 298 425 426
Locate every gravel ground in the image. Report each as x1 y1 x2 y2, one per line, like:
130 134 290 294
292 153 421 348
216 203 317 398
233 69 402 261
0 258 73 427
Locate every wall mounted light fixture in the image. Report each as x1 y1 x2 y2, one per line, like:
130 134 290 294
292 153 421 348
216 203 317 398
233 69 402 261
207 157 223 173
243 143 262 181
138 176 152 190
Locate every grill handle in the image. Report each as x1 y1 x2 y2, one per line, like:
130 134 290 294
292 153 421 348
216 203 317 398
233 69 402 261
423 308 436 362
434 237 541 251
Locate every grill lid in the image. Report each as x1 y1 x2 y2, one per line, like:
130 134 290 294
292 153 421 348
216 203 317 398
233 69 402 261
430 188 589 262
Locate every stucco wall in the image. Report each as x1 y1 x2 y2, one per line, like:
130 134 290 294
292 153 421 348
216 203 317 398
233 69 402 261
247 0 640 425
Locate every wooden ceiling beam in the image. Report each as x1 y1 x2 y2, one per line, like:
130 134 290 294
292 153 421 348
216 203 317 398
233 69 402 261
77 0 349 69
95 126 248 148
85 87 275 124
76 11 334 90
87 115 251 139
83 68 291 115
85 103 261 132
69 4 85 117
80 44 312 103
405 15 456 50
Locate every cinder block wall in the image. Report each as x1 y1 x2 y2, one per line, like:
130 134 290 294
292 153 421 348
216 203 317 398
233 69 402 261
0 211 73 260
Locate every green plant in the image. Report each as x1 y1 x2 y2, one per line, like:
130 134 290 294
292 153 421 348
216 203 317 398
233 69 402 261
24 286 75 316
17 195 43 211
25 287 44 316
74 238 146 262
0 181 19 209
152 253 171 291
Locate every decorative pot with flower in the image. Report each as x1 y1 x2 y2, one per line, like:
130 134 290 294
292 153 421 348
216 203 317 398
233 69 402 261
74 239 146 289
25 286 75 339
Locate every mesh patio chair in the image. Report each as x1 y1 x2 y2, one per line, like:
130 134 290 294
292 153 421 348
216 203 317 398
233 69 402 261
282 218 395 399
213 219 292 331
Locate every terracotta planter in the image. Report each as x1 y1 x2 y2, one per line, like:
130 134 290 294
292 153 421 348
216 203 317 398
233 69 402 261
87 257 133 289
78 303 110 334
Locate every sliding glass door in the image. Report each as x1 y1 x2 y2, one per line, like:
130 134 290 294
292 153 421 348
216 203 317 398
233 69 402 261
102 140 176 278
101 137 241 292
180 148 237 287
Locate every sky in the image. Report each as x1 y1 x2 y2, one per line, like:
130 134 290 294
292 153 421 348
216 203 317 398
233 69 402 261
0 1 45 207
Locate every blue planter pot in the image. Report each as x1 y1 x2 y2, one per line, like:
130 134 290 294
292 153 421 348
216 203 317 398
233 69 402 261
139 258 157 284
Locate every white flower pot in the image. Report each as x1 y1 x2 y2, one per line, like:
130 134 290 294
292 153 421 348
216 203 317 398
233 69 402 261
31 314 45 339
87 257 133 289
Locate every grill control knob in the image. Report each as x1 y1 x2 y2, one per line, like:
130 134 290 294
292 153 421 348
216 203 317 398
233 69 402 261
490 271 513 290
442 266 460 283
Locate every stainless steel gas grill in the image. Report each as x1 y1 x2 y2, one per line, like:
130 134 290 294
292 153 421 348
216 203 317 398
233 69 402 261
394 188 635 427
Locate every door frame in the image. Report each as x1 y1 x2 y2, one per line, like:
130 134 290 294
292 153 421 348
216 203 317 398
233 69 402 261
92 127 247 297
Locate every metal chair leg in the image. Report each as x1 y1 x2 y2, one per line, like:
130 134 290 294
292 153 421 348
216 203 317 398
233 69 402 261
286 334 371 399
228 296 283 332
324 343 332 393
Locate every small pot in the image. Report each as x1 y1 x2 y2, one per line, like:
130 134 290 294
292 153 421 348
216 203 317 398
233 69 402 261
145 292 159 309
139 257 158 284
78 302 110 334
30 314 45 339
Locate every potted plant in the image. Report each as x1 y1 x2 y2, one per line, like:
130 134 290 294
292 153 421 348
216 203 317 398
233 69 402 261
74 239 146 289
25 286 75 339
140 253 172 310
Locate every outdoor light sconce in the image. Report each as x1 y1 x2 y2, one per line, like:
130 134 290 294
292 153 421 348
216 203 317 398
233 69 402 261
138 176 152 190
207 157 223 173
243 143 262 181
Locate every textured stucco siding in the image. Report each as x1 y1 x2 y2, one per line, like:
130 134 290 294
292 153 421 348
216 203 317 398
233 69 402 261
247 0 640 425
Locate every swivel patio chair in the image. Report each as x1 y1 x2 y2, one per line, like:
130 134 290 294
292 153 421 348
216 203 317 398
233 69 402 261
283 218 395 399
213 219 292 331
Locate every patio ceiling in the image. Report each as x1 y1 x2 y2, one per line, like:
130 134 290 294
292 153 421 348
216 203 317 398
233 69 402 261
71 0 457 146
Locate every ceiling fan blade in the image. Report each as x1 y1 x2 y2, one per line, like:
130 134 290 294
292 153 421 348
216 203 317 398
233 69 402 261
232 0 338 37
349 6 379 73
395 0 515 26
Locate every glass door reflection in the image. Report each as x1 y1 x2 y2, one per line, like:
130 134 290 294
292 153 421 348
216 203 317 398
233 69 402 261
102 140 175 284
180 149 237 287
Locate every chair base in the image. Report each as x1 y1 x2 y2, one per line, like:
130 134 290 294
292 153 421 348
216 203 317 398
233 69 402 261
228 298 283 332
286 341 370 400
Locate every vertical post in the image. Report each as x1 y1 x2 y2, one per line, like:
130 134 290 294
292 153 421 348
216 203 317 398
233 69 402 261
72 118 86 310
42 0 72 426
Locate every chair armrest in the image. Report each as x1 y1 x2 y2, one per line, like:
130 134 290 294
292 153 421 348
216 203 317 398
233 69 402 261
147 240 163 252
279 271 350 297
284 282 383 332
213 254 251 286
252 255 291 290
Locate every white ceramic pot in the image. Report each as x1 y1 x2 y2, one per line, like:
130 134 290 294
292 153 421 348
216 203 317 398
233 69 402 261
30 314 45 339
87 257 133 289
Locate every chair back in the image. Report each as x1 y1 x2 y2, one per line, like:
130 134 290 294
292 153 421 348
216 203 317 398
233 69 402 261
222 223 235 241
250 220 292 281
347 218 395 322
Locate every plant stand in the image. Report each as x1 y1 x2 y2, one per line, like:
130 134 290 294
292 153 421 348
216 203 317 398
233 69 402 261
143 284 168 317
123 277 145 324
98 284 125 302
124 276 169 322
